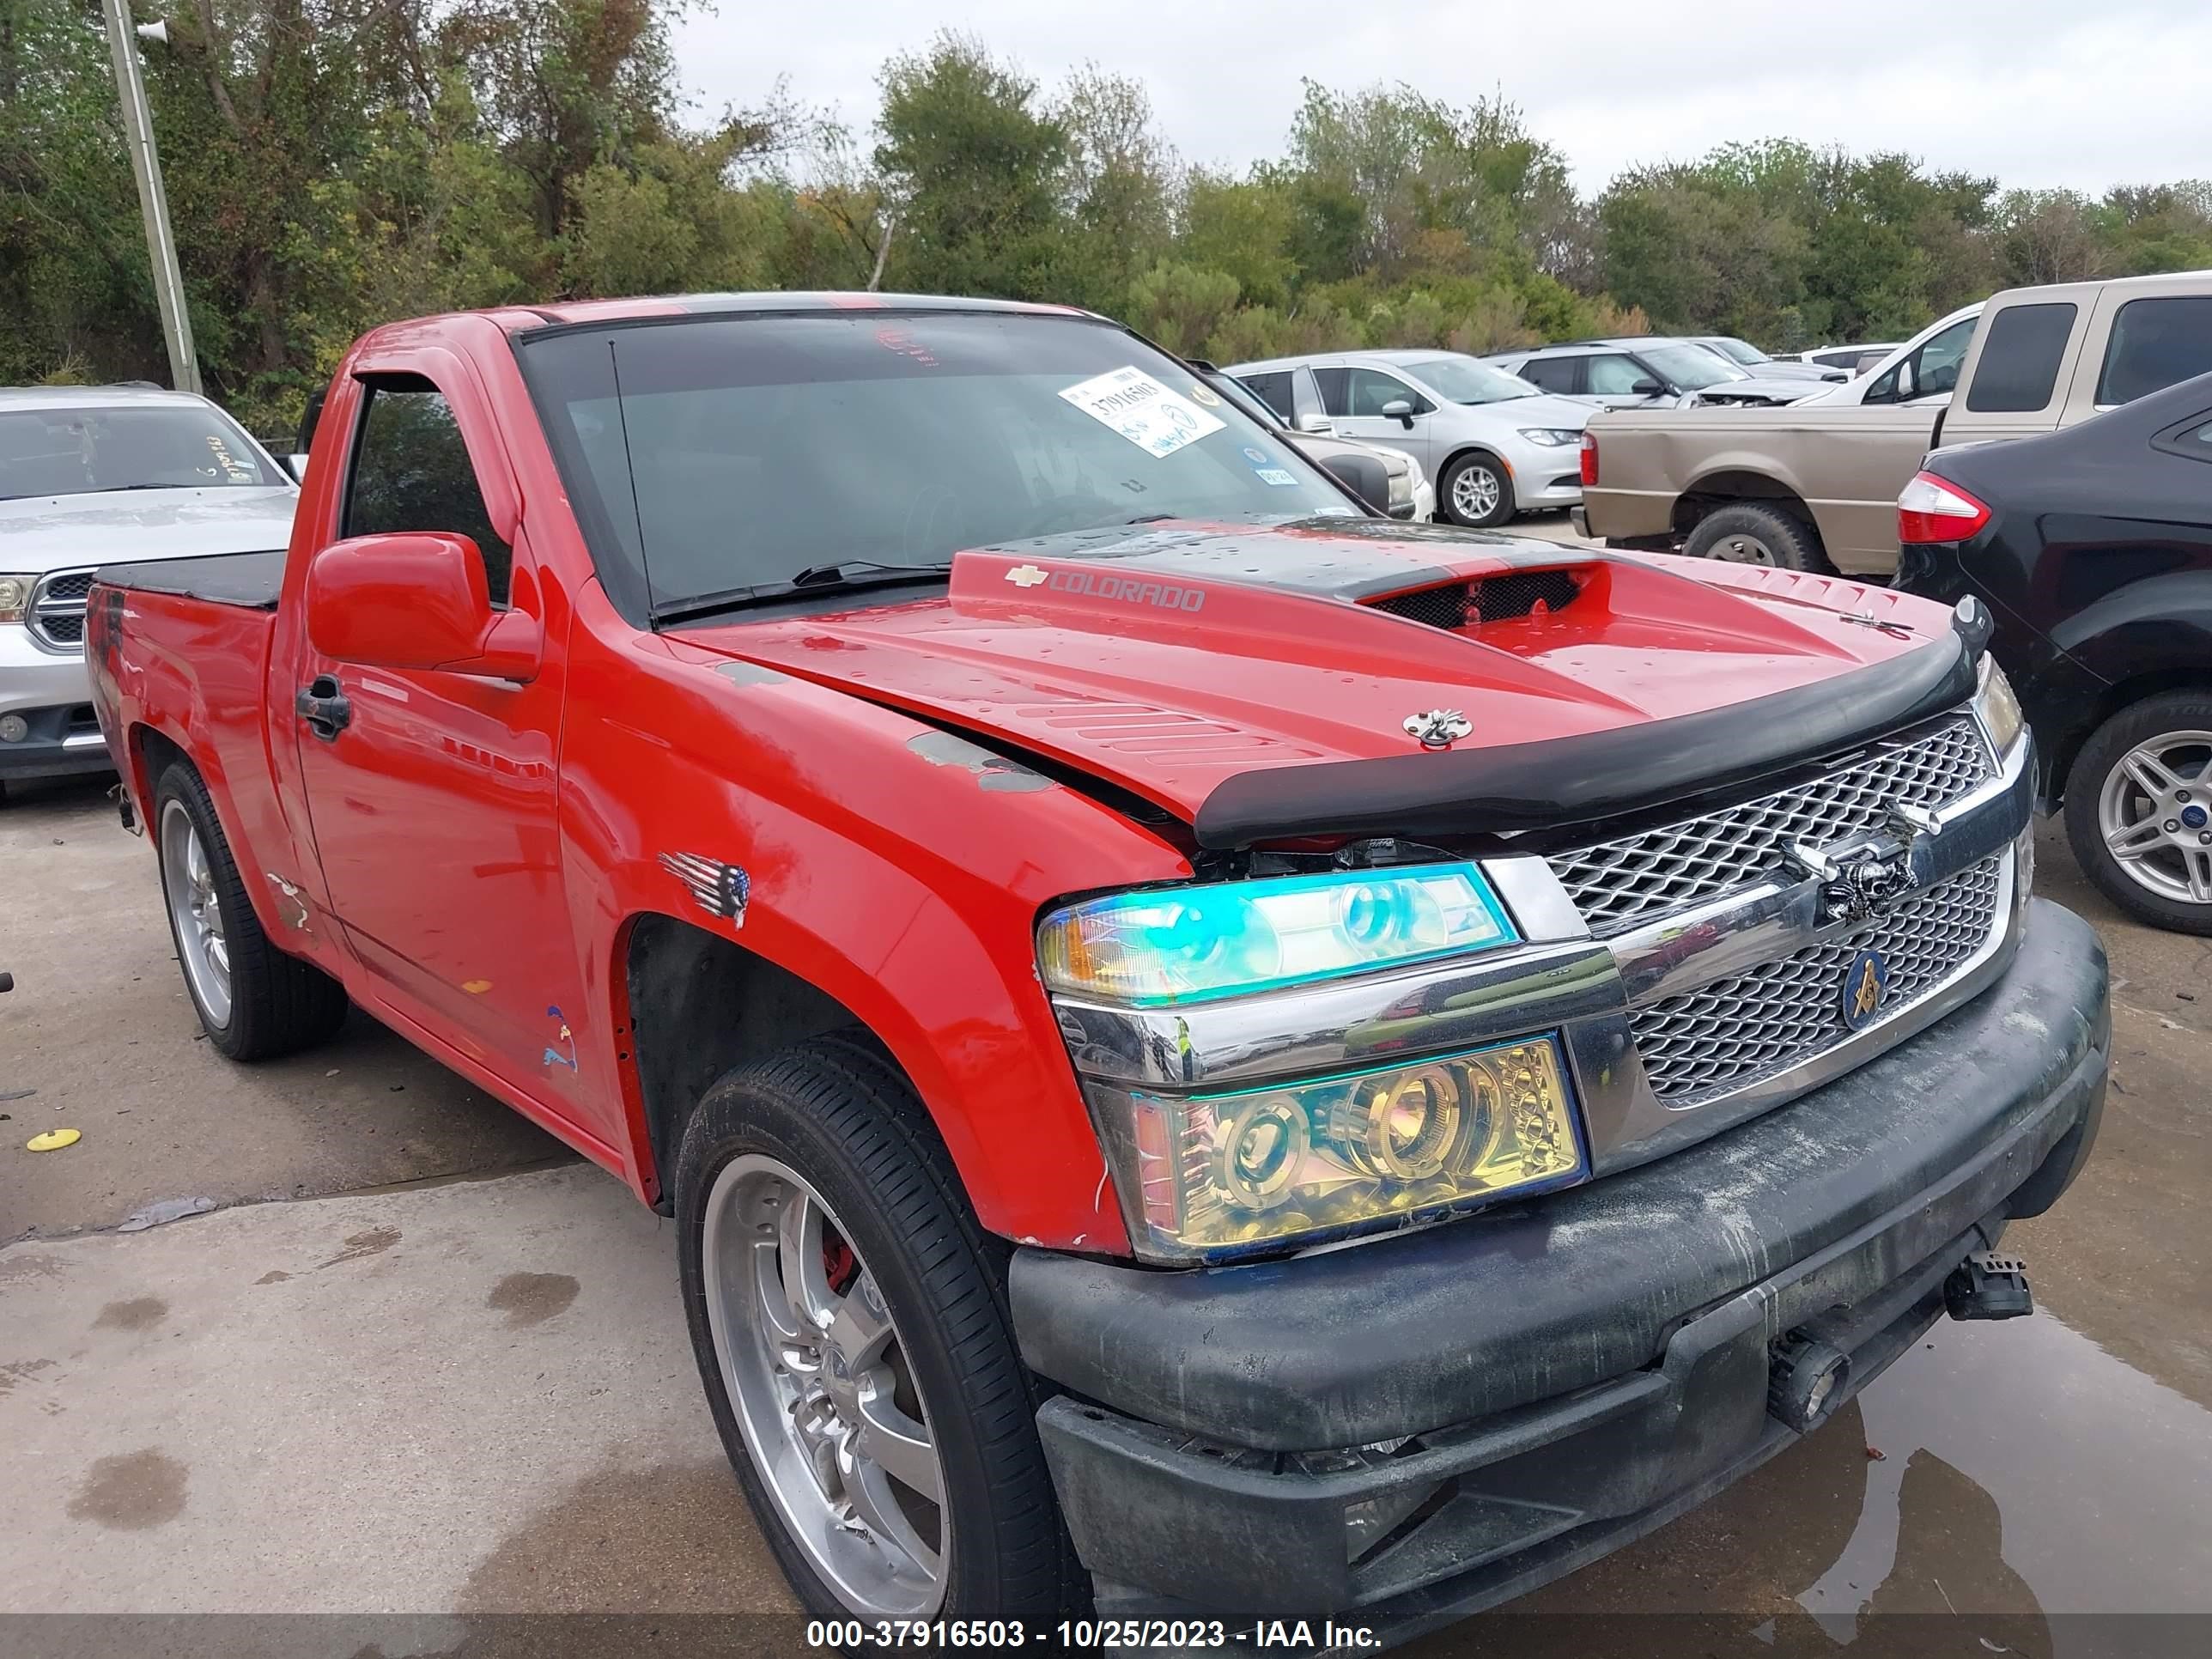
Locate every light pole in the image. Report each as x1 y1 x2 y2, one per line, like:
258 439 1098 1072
100 3 201 395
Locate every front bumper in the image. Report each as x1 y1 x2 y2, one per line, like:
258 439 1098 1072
1510 460 1583 510
1012 899 2107 1636
0 630 107 781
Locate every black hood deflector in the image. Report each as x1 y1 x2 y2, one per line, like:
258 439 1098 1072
1192 624 1984 850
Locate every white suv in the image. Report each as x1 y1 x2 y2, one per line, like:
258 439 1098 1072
1224 350 1592 527
0 386 298 800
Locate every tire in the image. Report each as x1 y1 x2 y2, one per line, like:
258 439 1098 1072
1439 451 1516 528
2063 691 2212 934
153 762 349 1059
675 1032 1084 1626
1680 502 1833 573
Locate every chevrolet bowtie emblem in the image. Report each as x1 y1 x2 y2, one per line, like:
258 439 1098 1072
1005 564 1049 588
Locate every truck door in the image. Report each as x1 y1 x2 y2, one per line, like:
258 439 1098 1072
291 363 594 1125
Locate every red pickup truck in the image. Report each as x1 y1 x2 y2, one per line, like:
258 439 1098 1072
86 294 2108 1641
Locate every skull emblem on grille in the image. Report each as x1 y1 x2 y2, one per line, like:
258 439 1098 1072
1787 839 1918 926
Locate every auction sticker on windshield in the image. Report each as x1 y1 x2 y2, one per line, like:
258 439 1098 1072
1059 366 1225 459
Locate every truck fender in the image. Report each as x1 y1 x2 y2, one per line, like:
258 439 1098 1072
568 641 1188 1252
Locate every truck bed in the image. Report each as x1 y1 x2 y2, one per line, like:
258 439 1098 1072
94 550 286 609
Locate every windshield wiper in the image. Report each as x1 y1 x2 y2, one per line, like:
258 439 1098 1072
652 561 954 627
790 557 957 586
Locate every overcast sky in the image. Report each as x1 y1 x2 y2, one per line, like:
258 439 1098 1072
673 0 2209 197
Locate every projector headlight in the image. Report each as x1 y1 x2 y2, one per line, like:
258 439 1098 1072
1974 653 2024 754
1516 428 1583 447
1109 1036 1586 1256
1037 864 1518 1006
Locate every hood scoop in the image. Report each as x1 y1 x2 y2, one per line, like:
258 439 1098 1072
1365 568 1585 632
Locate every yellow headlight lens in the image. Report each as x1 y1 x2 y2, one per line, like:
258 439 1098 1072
0 574 34 624
1116 1034 1585 1258
1975 653 2024 753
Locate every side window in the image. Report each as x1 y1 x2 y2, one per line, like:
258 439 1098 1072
1344 368 1428 417
1237 371 1296 423
2098 296 2212 407
345 376 514 607
1583 355 1648 396
1519 356 1582 395
2152 414 2212 465
1313 367 1352 419
1965 303 2077 412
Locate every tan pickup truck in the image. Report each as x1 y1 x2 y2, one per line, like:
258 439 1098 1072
1577 270 2212 574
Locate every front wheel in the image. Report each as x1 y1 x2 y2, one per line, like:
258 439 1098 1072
2065 692 2212 934
676 1034 1084 1624
1439 452 1516 528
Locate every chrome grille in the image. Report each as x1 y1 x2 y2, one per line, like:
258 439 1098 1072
29 568 94 651
1552 716 1991 934
1631 858 2003 1107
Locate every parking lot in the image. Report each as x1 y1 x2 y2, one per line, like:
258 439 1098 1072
5 696 2210 1655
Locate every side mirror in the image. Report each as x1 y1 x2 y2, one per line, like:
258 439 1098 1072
283 453 310 484
1380 398 1416 427
306 532 540 681
1631 378 1664 396
1320 453 1393 515
1296 411 1336 435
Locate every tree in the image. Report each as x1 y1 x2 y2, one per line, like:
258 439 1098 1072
872 33 1070 301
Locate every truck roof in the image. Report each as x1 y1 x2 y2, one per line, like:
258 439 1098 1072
475 290 1093 335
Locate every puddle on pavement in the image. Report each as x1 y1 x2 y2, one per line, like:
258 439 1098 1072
1797 1313 2212 1636
1411 1312 2212 1656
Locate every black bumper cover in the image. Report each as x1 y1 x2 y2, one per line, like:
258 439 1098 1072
0 702 111 781
1012 900 2108 1632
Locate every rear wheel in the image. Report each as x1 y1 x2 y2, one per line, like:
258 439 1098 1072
1440 452 1516 528
2065 693 2212 934
1680 502 1832 573
154 762 348 1059
676 1034 1083 1624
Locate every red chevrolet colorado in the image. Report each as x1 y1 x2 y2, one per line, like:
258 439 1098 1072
86 294 2107 1642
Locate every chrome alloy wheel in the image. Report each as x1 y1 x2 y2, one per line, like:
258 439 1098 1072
2098 730 2212 907
1449 463 1502 522
701 1154 946 1617
161 798 232 1026
1711 532 1777 565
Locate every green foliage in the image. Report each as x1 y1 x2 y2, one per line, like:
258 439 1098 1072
3 10 2206 433
873 33 1071 301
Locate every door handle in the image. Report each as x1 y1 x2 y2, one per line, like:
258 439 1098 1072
296 675 352 742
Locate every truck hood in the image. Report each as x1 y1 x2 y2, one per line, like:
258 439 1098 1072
677 520 1959 845
0 486 298 574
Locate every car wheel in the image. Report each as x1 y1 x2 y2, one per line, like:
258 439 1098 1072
676 1032 1084 1625
1680 503 1832 573
2064 693 2212 935
1440 452 1516 528
154 762 349 1059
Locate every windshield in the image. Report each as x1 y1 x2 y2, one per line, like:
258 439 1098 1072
1705 337 1769 368
1401 357 1539 404
0 404 280 501
1642 344 1748 390
520 312 1353 617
